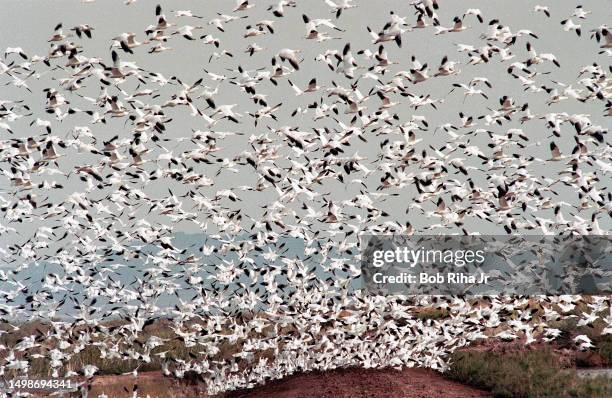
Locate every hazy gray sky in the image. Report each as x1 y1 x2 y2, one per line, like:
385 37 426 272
0 0 610 244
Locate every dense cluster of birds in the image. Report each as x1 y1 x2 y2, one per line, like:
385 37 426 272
0 0 611 396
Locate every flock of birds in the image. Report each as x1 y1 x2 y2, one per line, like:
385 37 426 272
0 0 611 396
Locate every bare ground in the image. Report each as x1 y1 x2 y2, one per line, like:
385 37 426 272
58 367 490 398
224 367 490 398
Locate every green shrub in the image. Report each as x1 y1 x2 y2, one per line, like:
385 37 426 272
447 348 612 398
596 338 612 365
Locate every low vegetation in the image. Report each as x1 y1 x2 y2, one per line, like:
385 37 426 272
548 316 612 367
447 347 612 398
